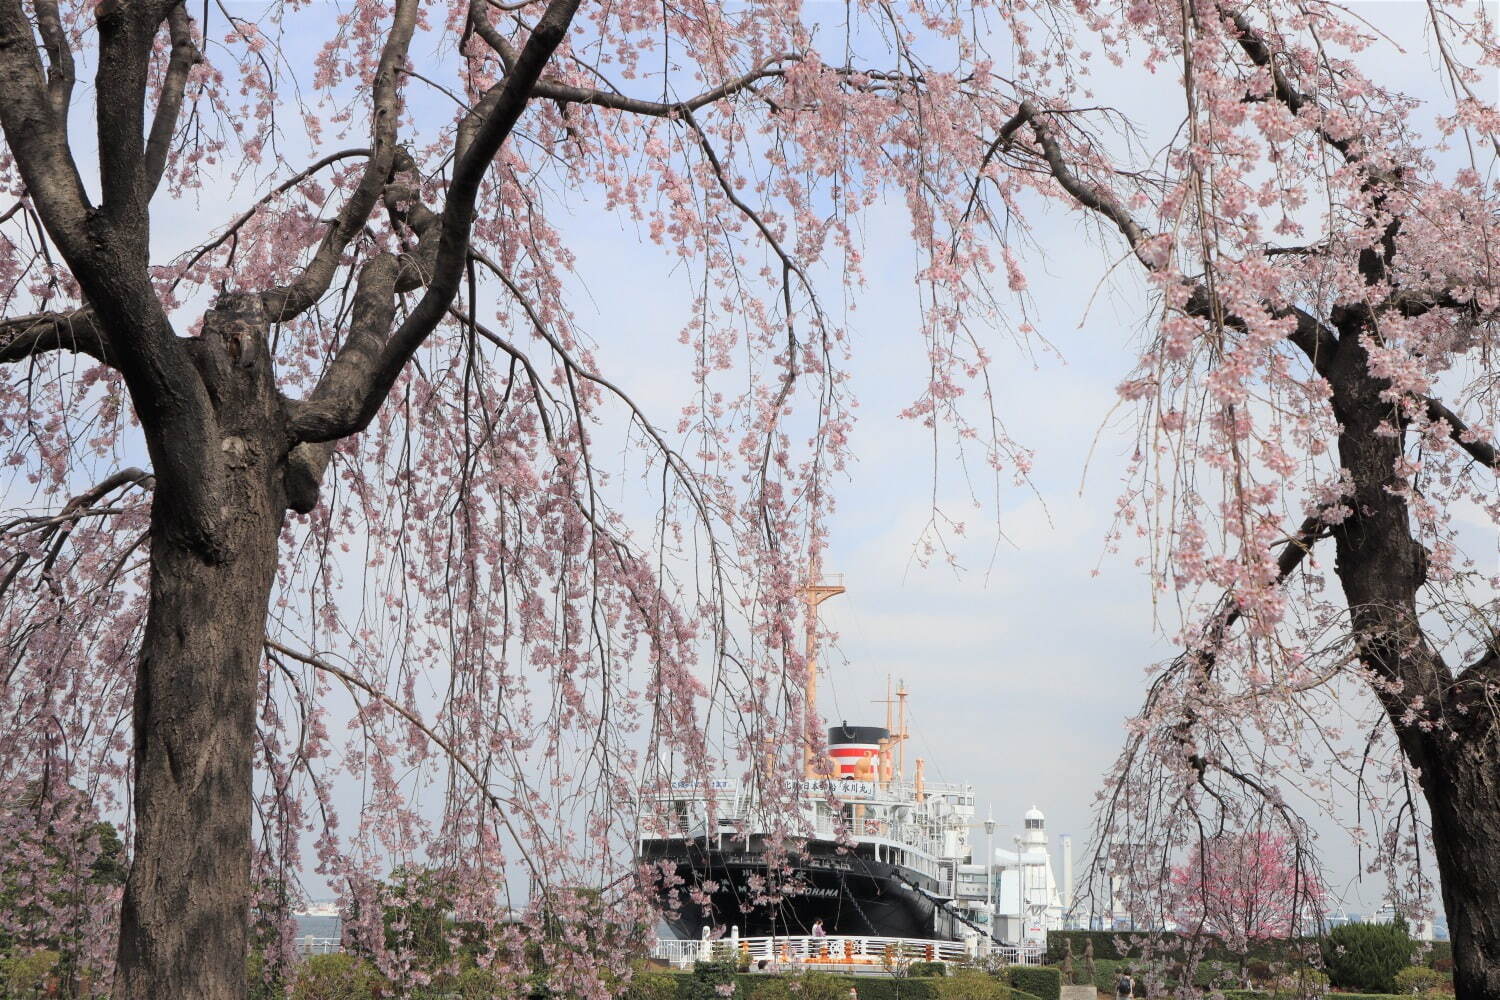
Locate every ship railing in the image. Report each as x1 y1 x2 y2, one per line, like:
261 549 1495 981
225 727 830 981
650 935 973 972
642 779 973 800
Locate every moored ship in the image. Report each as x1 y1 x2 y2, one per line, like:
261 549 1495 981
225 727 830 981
639 580 994 944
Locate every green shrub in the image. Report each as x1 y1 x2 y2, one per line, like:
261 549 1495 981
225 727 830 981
739 975 949 1000
1220 995 1407 1000
1393 965 1443 995
441 964 515 999
1186 958 1240 990
909 961 948 978
0 949 61 1000
1047 930 1317 969
246 949 288 1000
624 969 680 1000
291 953 387 1000
683 959 740 1000
1006 966 1061 1000
1321 922 1414 994
746 977 793 1000
930 968 1010 999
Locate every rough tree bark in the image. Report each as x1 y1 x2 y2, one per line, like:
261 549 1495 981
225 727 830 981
1421 738 1500 999
115 301 288 1000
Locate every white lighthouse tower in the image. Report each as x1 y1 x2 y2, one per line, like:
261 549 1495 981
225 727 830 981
1022 805 1047 848
993 806 1064 945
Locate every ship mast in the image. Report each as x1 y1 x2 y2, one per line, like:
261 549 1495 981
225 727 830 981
896 679 909 782
802 574 845 778
871 676 910 782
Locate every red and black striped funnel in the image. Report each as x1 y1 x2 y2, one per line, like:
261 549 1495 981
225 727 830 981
827 722 888 777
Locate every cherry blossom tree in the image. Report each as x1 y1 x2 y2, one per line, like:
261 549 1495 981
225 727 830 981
1170 831 1321 944
1062 6 1500 997
1 0 1498 999
0 0 1032 997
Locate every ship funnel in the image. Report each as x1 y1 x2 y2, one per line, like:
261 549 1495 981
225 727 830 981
827 722 888 778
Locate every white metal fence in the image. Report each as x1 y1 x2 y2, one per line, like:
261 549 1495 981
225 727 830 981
294 930 1044 973
992 943 1047 966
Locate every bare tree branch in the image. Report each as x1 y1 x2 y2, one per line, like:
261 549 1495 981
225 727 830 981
144 3 201 198
528 56 794 116
33 0 74 118
260 0 421 322
0 309 109 365
265 637 547 888
289 0 583 444
0 0 95 257
1017 100 1342 374
1425 396 1499 470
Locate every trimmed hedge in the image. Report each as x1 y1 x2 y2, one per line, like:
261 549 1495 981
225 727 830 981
290 953 386 1000
909 962 949 978
1006 966 1061 1000
931 969 1011 999
1047 930 1316 967
745 972 861 1000
1220 994 1407 1000
659 971 1045 1000
624 970 681 1000
844 977 1041 1000
839 980 935 1000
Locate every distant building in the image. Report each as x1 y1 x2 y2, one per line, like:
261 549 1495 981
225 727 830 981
991 806 1067 944
1326 908 1360 929
1374 903 1436 942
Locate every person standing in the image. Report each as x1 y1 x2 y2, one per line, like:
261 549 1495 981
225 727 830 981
1116 970 1134 999
811 918 827 938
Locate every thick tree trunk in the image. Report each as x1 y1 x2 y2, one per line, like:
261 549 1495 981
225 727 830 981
114 302 289 1000
1326 330 1500 1000
1423 740 1500 1000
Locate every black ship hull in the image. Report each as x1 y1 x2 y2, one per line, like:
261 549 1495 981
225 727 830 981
640 837 963 941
